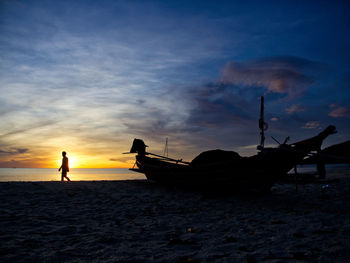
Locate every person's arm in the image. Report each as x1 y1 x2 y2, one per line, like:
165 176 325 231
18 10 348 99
67 158 69 172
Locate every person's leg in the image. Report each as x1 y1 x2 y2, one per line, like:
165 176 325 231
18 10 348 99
65 176 71 181
62 171 67 181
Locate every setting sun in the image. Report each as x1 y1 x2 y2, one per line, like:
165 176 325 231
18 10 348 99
68 157 77 168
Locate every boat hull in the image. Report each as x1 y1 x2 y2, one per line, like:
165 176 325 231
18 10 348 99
134 146 305 191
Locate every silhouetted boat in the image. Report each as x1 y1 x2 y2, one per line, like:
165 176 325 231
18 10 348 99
129 125 336 191
128 97 337 191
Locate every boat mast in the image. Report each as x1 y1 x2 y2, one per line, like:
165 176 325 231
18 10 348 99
163 137 169 157
259 96 268 148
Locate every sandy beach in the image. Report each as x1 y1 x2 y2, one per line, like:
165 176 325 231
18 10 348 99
1 170 350 263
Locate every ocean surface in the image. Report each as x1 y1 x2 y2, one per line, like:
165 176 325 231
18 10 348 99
0 168 145 182
0 164 349 182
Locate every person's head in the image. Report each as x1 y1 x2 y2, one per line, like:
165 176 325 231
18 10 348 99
62 151 66 157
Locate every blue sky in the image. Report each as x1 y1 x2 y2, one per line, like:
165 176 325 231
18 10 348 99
0 0 349 167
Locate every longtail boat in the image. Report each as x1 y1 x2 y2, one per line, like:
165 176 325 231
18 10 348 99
128 97 337 191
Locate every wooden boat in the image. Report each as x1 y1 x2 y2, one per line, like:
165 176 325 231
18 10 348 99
128 97 337 191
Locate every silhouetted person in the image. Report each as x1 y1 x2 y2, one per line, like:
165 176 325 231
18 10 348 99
59 151 71 181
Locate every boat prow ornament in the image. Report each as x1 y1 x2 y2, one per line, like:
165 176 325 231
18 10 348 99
130 139 148 155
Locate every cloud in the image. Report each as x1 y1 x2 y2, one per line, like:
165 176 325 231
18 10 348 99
0 148 29 155
186 83 257 129
0 1 348 167
221 56 317 97
109 157 133 162
302 121 320 129
285 104 305 114
0 120 57 139
328 104 350 118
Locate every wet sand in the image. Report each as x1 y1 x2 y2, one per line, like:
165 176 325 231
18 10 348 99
1 170 350 262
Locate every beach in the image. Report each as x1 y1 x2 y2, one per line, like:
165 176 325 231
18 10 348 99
1 170 350 262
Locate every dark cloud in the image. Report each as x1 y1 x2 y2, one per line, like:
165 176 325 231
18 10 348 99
16 148 29 154
221 56 320 98
186 82 257 129
0 148 29 155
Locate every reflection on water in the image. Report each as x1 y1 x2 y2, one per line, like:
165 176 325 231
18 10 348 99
0 168 145 182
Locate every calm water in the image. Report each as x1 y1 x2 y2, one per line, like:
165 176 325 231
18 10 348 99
289 163 350 175
0 164 349 182
0 168 145 182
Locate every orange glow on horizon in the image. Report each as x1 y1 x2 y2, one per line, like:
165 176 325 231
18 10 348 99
0 137 137 169
52 153 134 169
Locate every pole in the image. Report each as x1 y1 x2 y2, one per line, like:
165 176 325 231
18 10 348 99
163 137 168 157
259 96 265 148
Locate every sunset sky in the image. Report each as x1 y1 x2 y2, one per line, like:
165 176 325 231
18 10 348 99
1 0 350 168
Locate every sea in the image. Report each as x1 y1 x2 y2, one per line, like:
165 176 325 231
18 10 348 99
0 168 145 182
0 164 349 182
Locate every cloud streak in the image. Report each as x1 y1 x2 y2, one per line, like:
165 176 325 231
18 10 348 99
0 148 29 155
329 104 350 118
302 121 320 129
221 56 317 97
285 104 305 114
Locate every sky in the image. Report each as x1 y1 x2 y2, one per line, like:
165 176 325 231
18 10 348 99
1 0 350 168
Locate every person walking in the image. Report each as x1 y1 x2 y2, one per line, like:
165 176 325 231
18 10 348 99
59 151 71 181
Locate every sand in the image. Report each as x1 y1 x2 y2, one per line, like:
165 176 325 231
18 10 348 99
1 171 350 262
